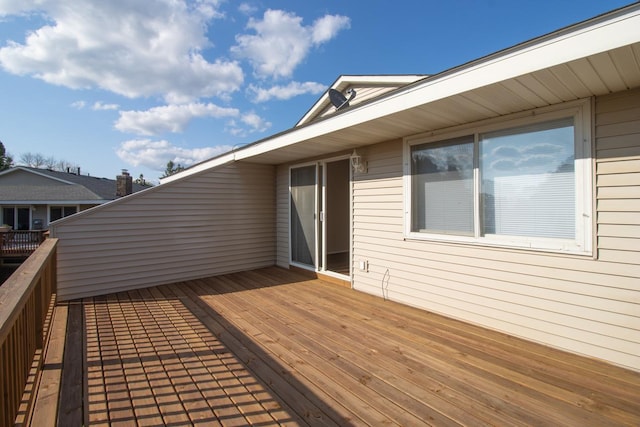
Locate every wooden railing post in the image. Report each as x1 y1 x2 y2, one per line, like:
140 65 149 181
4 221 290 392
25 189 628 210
0 238 58 426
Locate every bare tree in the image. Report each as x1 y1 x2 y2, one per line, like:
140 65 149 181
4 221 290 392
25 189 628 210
56 159 79 173
20 152 48 168
44 156 57 170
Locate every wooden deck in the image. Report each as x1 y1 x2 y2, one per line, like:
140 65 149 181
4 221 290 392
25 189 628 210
28 267 640 426
0 231 45 259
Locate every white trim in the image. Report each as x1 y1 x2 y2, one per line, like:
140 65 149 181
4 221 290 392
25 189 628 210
288 161 319 269
320 155 352 279
403 99 592 255
288 155 353 279
296 74 426 126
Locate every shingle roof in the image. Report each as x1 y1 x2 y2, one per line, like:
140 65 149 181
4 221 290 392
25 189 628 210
0 167 148 202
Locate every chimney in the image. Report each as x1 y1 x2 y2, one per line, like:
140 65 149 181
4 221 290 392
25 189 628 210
116 169 133 197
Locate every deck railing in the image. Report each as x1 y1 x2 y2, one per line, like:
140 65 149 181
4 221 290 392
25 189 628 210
0 238 58 426
0 231 46 258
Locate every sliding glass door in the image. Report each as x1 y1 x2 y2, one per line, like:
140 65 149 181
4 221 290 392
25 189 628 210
290 165 317 267
290 158 351 276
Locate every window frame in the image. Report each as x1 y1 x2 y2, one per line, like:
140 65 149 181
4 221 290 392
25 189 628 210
403 99 593 255
49 205 79 223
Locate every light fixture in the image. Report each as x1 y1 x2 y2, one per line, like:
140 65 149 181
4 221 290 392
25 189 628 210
350 149 367 174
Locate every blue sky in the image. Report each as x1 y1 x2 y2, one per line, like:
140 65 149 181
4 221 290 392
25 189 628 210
0 0 633 183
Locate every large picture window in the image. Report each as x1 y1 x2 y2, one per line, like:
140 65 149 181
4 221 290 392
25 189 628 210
405 102 592 253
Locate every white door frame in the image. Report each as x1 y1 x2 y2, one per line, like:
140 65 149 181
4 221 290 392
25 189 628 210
289 154 352 279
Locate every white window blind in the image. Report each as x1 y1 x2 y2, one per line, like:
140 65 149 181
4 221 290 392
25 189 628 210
411 136 474 234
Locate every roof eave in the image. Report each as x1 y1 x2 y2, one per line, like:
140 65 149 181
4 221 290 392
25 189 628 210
161 3 640 184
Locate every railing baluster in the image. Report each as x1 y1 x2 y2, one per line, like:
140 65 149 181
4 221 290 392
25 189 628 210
0 231 44 258
0 238 58 425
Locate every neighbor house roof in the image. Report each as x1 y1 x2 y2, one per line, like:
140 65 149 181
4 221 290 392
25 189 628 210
0 166 147 204
161 3 640 184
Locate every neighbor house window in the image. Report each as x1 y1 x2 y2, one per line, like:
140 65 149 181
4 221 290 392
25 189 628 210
405 101 592 253
50 206 78 222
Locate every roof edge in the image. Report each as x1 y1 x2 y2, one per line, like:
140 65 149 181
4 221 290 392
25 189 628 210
162 2 640 184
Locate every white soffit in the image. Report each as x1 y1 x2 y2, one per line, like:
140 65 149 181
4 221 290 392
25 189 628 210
163 4 640 183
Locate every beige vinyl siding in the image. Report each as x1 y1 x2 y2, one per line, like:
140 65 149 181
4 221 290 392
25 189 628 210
50 162 276 301
596 88 640 267
349 90 640 371
276 164 290 268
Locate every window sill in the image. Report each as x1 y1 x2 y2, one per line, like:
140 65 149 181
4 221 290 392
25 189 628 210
404 232 593 257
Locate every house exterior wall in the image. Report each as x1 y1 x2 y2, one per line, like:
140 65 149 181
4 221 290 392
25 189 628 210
275 89 640 371
51 162 276 301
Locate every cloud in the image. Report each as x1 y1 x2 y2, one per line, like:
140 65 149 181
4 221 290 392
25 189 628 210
491 145 519 158
92 101 119 111
70 100 86 109
311 14 352 44
226 111 271 136
232 9 350 79
241 112 270 132
490 158 517 171
521 143 564 156
116 138 233 171
249 81 326 102
517 154 556 168
0 0 243 103
238 3 258 15
115 102 240 136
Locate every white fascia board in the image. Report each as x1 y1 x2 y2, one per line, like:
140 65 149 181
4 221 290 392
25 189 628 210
252 8 640 156
334 75 426 86
166 6 640 182
346 8 640 123
297 74 427 126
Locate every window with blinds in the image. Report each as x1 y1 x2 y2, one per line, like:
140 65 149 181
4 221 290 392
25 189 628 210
405 101 592 254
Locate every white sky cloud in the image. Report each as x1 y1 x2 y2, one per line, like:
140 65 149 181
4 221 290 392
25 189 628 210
249 81 326 102
115 103 240 136
241 112 271 132
70 100 86 109
226 112 271 137
92 101 119 111
116 138 233 171
231 9 350 79
0 0 243 103
311 15 352 44
238 3 258 16
0 1 353 180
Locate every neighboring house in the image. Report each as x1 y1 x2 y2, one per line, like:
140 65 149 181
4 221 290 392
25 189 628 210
49 4 640 373
0 167 146 230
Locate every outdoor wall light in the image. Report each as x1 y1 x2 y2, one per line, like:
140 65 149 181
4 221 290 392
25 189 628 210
351 149 367 174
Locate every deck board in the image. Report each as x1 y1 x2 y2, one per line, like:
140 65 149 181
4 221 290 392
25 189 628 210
33 266 640 426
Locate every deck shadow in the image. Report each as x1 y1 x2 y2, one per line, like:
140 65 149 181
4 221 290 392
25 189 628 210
59 266 352 426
